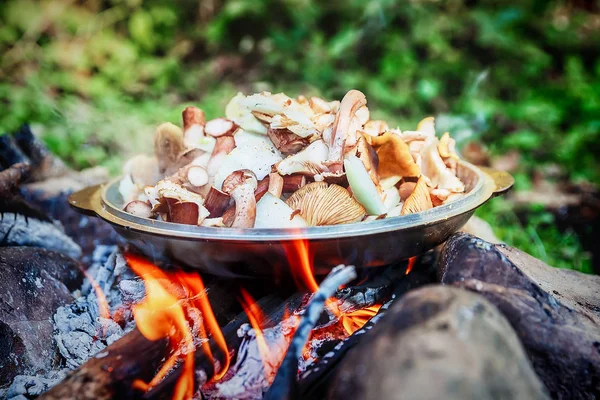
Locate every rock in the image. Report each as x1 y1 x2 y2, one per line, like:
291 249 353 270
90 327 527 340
438 233 600 399
328 285 548 400
0 247 82 387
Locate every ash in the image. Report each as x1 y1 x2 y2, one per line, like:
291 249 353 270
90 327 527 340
203 318 298 400
6 246 143 399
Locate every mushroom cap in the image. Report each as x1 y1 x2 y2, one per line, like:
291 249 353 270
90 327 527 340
285 182 366 226
400 176 433 215
182 106 206 130
369 132 421 178
221 169 258 195
154 122 185 174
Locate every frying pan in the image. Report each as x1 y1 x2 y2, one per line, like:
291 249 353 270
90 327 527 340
69 161 513 277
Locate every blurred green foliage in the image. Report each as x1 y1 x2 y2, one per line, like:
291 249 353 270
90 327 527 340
0 0 597 272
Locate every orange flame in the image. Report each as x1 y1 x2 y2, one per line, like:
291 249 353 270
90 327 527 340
125 253 230 400
405 256 417 275
239 288 272 376
340 304 382 335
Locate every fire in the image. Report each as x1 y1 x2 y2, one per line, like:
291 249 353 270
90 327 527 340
405 256 417 275
125 253 230 400
238 288 272 376
284 239 380 335
340 304 382 335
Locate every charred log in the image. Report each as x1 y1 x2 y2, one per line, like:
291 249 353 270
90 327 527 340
328 285 549 400
438 233 600 399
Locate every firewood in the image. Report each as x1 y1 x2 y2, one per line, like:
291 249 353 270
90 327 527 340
438 233 600 399
329 285 548 400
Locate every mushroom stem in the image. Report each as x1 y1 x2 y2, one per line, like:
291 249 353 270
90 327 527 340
204 187 231 217
124 200 153 219
182 106 206 148
282 175 306 193
267 172 284 198
207 135 236 177
327 90 367 173
221 169 258 228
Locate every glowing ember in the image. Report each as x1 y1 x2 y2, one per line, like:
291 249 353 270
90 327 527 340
125 253 230 400
239 288 273 376
405 256 417 275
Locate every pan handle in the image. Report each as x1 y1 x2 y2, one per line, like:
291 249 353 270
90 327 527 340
68 184 103 216
479 167 515 198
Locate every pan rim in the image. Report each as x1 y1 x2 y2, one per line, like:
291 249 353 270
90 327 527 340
92 160 495 241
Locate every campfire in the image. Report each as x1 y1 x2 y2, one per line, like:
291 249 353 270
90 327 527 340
1 123 599 400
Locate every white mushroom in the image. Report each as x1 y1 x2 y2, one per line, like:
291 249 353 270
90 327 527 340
419 136 465 192
276 140 329 176
221 170 259 228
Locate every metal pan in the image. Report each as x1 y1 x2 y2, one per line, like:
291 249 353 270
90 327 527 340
69 161 513 277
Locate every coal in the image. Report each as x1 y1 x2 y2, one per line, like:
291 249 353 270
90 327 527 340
329 285 549 400
438 233 600 399
0 247 81 387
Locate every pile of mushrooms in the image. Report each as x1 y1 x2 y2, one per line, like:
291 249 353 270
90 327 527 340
119 90 466 228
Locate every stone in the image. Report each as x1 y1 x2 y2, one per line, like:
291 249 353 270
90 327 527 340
0 247 82 387
438 233 600 398
328 285 548 400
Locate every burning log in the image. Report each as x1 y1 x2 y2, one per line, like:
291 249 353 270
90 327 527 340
328 285 549 400
264 265 357 400
39 329 170 400
438 233 600 399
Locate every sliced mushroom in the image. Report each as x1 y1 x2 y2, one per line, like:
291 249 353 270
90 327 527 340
154 122 185 174
225 92 268 135
382 187 401 211
398 181 417 201
363 120 389 137
267 172 284 198
438 132 458 159
285 182 366 226
221 170 258 228
203 186 231 217
182 106 206 148
200 217 226 227
124 200 153 218
401 176 433 215
276 140 329 176
326 90 367 173
255 193 308 228
369 132 421 179
417 117 435 136
420 136 465 192
309 96 332 114
205 118 239 137
282 175 306 193
267 126 310 155
152 180 210 225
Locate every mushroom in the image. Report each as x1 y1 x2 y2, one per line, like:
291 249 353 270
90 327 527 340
419 136 465 192
267 172 284 198
205 118 239 137
207 135 236 178
417 116 435 136
309 96 332 114
221 169 258 228
154 122 185 175
369 132 421 179
255 193 308 228
225 92 269 135
363 120 389 137
267 127 310 155
398 181 417 201
123 154 161 187
182 106 206 148
276 140 329 176
203 186 231 217
326 90 367 174
401 176 433 215
285 182 366 226
282 175 306 193
152 180 210 225
124 200 153 219
382 187 401 211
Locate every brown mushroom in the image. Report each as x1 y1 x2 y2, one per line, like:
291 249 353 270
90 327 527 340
282 175 306 193
205 118 239 137
154 122 185 175
267 172 284 198
267 127 310 155
285 182 366 226
326 90 367 174
203 186 231 217
400 176 433 215
207 135 236 178
124 200 153 219
151 180 210 225
398 181 417 201
369 132 421 179
221 169 258 228
182 106 206 148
